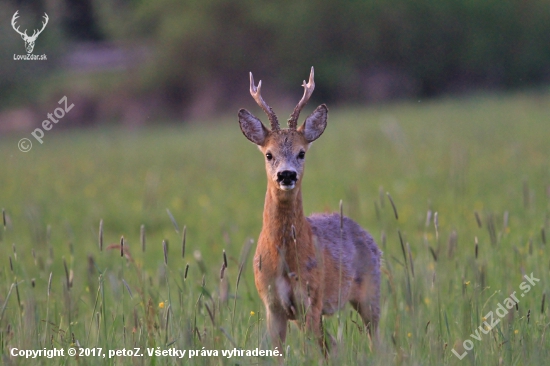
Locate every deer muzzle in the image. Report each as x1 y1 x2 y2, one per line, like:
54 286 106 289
277 170 298 190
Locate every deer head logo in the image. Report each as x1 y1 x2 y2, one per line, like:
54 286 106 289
11 11 49 54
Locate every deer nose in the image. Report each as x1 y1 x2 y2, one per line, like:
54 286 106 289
277 170 297 184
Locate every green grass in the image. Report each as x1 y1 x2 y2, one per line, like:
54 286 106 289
1 91 549 365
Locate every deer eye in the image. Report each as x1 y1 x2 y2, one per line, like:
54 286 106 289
266 152 273 161
297 151 305 159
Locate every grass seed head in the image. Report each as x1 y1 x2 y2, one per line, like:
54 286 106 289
166 208 180 233
398 230 407 266
474 211 482 228
140 224 145 252
386 192 398 220
426 210 432 227
99 219 103 251
63 257 71 289
46 225 51 245
122 279 133 298
223 249 228 268
407 242 415 277
428 246 437 261
182 225 186 258
434 212 439 240
47 272 52 296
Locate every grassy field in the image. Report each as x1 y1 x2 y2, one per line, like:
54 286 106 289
0 91 549 365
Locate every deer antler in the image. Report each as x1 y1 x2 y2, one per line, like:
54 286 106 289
288 67 315 130
250 72 280 131
29 13 48 40
11 11 27 38
11 12 48 40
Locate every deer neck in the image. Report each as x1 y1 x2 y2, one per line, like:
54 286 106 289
262 183 309 248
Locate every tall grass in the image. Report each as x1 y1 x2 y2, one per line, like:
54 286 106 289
0 91 549 364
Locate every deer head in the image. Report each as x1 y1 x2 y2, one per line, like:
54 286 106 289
12 11 49 54
239 67 328 195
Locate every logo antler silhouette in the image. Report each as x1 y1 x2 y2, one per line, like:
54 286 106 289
12 10 49 54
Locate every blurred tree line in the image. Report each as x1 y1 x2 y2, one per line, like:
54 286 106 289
2 0 550 124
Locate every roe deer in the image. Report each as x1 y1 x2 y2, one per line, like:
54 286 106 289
238 67 381 355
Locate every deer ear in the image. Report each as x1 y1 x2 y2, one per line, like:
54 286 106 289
239 109 270 146
298 104 328 143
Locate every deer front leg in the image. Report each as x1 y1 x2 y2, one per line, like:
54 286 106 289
266 308 287 352
305 305 331 357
